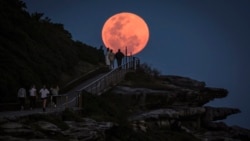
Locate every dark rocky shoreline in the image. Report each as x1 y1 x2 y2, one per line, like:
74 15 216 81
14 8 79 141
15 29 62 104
0 75 249 141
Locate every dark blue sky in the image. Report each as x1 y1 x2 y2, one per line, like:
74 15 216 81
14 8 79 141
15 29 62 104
23 0 250 129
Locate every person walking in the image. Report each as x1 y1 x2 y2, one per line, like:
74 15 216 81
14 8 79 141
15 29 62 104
115 49 125 69
39 85 50 112
105 47 110 68
109 49 115 69
29 84 37 110
17 86 26 110
50 85 59 108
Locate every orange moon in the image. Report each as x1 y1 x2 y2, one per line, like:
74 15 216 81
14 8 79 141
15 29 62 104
101 12 149 56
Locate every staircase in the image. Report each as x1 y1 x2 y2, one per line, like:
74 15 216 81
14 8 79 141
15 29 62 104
0 58 140 118
60 57 140 109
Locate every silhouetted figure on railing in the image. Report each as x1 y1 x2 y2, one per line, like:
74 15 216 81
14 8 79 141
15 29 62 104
115 49 124 69
134 57 140 70
109 49 115 69
105 48 110 68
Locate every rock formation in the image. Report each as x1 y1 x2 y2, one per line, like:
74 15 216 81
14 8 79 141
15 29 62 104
0 112 114 141
0 75 249 141
111 75 250 141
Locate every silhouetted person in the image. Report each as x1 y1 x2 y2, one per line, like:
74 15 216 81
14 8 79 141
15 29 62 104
105 47 110 68
39 85 50 112
29 84 37 110
50 85 59 108
115 49 125 69
17 86 26 110
109 49 115 69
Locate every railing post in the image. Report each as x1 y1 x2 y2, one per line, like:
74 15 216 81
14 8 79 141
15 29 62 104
136 58 140 69
65 96 68 108
131 59 133 69
94 83 96 95
133 57 135 70
78 92 82 108
95 82 98 95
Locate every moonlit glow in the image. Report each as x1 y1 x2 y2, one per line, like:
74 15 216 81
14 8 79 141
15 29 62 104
102 12 149 56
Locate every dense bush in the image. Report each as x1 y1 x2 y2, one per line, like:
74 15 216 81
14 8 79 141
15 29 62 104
0 0 105 102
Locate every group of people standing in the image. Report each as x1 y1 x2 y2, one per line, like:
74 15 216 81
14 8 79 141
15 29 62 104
105 48 125 70
17 84 59 112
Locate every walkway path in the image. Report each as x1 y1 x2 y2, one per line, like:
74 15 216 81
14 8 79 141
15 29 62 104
0 72 107 119
0 57 140 119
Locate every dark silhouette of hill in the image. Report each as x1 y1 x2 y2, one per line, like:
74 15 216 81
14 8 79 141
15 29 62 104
0 0 105 102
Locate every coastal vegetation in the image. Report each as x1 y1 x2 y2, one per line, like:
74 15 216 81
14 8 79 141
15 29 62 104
0 0 105 102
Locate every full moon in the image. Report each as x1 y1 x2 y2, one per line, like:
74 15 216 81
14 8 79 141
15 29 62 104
102 12 149 56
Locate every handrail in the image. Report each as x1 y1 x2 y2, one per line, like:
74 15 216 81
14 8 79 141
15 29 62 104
60 57 140 108
77 56 139 94
77 66 118 92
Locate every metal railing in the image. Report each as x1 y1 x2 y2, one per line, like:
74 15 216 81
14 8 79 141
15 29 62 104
59 57 140 109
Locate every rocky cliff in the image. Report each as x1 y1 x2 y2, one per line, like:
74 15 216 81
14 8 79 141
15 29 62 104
0 75 249 141
112 75 250 141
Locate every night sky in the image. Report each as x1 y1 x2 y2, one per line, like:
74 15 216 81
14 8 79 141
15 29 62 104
23 0 250 129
